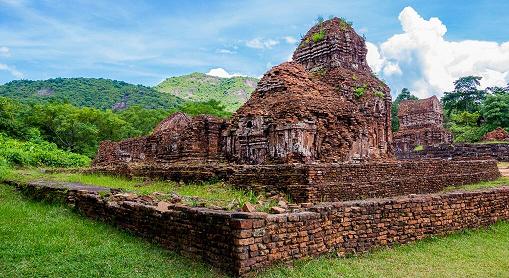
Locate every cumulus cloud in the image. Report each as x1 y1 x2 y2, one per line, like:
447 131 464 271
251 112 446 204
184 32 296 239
283 36 297 44
246 38 279 49
206 68 246 78
366 6 509 98
0 63 24 78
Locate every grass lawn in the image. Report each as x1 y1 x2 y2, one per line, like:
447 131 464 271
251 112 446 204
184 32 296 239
0 185 223 278
2 184 509 278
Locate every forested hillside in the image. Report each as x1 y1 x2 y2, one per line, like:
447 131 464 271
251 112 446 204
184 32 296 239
155 73 258 112
0 78 183 110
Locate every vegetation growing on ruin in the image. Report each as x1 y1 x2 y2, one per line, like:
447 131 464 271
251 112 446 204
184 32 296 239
354 85 367 98
443 176 509 192
413 145 424 151
312 29 326 43
2 169 281 211
2 183 509 278
374 91 385 99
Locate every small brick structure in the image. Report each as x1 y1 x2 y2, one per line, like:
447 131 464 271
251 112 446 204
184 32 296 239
7 180 509 277
482 127 509 142
397 143 509 162
393 96 452 154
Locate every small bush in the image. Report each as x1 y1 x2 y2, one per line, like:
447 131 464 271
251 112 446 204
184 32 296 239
0 134 90 168
354 85 367 98
374 91 385 99
312 29 326 43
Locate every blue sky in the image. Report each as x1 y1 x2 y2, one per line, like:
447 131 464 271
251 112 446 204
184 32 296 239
1 0 509 97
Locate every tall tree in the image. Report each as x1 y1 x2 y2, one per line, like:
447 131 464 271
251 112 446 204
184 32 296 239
442 76 486 115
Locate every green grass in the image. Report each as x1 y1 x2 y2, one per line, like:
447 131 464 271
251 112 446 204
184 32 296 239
499 162 509 168
4 168 277 211
0 185 224 278
413 145 424 151
443 176 509 192
2 184 509 278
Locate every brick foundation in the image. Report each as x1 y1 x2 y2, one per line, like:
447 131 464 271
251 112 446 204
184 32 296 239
397 143 509 162
7 180 509 277
90 159 501 203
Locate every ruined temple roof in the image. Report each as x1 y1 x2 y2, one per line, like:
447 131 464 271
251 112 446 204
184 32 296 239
152 112 191 135
233 18 390 122
293 17 370 73
398 96 441 117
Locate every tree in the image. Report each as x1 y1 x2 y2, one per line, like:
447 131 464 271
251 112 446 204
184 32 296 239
442 76 486 115
482 93 509 130
391 88 418 132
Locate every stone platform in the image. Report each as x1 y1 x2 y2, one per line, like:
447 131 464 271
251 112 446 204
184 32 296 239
90 159 501 203
6 179 509 277
397 143 509 162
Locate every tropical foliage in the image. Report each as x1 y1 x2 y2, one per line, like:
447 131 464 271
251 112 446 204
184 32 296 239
0 78 183 110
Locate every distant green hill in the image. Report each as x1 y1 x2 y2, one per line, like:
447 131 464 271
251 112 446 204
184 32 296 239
0 78 182 110
155 73 258 112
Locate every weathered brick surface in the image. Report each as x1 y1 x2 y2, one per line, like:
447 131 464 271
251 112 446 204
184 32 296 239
394 96 452 154
9 181 509 277
398 143 509 162
93 113 226 165
91 159 501 203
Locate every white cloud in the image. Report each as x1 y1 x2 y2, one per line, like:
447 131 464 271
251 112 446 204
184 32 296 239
0 46 10 57
216 48 236 54
283 36 297 44
383 62 402 76
206 67 246 78
246 38 279 49
367 6 509 98
0 63 24 78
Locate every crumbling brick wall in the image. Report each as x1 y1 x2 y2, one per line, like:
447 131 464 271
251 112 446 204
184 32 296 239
91 159 500 203
93 113 226 165
11 181 509 277
398 143 509 162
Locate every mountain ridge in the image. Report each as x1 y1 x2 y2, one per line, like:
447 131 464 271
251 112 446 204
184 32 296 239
155 72 259 112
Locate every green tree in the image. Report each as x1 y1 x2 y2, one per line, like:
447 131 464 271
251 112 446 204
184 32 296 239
442 76 486 115
482 93 509 130
391 88 418 132
179 100 231 118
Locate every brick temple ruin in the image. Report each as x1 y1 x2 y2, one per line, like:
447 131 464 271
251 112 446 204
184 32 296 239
93 18 497 202
87 18 503 276
393 96 452 154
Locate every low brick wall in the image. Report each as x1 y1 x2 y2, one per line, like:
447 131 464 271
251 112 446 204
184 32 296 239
91 159 501 203
397 143 509 161
7 180 509 277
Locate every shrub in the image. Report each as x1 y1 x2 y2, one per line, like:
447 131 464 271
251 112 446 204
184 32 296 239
0 134 90 168
354 85 367 98
374 91 385 99
312 29 326 43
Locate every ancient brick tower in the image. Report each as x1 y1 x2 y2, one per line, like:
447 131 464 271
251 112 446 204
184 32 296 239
393 96 452 153
223 18 393 164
